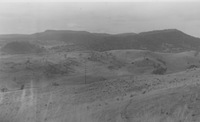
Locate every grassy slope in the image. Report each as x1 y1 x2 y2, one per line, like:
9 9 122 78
1 50 200 122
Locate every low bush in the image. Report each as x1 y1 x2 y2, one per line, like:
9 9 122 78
152 66 167 75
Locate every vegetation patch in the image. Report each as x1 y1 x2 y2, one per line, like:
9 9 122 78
188 65 198 69
152 66 167 75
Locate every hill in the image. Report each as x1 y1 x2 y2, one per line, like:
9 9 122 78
0 41 45 54
1 29 200 53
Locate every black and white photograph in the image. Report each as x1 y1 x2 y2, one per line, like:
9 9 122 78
1 1 200 122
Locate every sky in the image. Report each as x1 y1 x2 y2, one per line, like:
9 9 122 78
0 2 200 37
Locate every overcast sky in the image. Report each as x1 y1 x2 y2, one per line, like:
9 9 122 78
0 2 200 37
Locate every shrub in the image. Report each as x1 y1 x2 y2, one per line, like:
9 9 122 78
188 65 198 69
52 82 59 86
1 87 8 92
152 66 167 75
